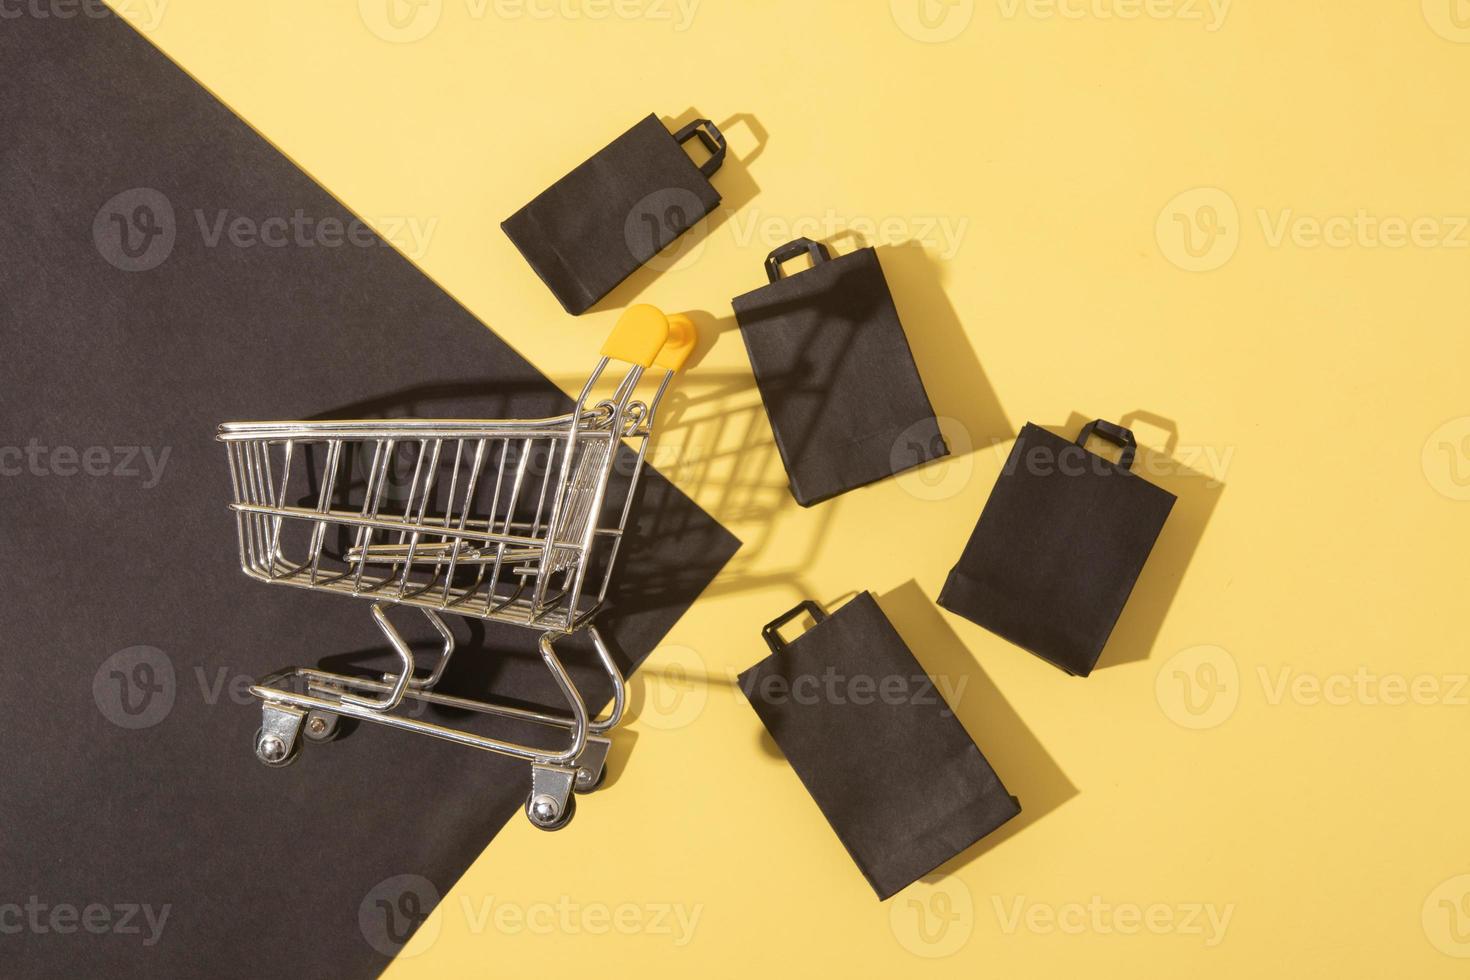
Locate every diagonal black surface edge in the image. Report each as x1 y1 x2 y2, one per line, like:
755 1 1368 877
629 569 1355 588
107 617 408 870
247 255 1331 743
0 12 739 979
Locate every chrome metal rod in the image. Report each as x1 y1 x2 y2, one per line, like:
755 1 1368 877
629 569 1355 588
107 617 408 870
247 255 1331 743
339 603 415 710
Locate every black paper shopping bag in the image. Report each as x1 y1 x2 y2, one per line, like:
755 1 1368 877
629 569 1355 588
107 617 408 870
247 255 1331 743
502 113 726 314
739 593 1020 900
730 238 948 506
939 420 1177 676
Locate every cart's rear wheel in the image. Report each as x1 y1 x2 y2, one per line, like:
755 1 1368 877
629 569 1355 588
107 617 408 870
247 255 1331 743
254 727 301 768
525 792 576 831
575 764 607 793
302 709 341 743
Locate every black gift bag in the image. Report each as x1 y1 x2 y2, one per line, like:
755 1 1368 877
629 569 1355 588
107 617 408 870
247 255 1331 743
739 593 1021 900
939 420 1177 677
731 238 948 507
502 114 726 314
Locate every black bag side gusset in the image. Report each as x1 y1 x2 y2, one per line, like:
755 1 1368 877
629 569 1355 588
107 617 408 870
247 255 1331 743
740 593 1020 900
939 420 1176 676
731 238 948 506
503 114 725 314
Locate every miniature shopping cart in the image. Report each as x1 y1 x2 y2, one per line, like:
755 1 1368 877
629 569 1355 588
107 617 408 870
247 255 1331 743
218 305 694 830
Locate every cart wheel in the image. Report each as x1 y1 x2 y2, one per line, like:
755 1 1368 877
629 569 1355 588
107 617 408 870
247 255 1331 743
525 792 576 831
254 727 301 768
575 764 607 793
302 710 340 743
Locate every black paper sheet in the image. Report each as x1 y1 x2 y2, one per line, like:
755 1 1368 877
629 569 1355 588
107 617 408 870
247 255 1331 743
0 12 738 979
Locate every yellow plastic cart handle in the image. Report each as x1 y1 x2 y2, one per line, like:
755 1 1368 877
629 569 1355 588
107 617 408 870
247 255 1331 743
654 314 695 372
600 305 696 372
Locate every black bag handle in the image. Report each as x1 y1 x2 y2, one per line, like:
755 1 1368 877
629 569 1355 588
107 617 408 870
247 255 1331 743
1076 419 1138 472
761 600 828 657
764 237 832 284
672 119 727 179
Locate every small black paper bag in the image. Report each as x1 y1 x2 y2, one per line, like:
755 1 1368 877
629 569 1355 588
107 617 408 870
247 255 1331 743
503 113 726 314
739 593 1021 901
939 420 1177 676
731 238 948 506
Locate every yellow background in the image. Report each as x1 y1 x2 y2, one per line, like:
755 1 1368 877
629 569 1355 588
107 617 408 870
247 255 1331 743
110 0 1470 975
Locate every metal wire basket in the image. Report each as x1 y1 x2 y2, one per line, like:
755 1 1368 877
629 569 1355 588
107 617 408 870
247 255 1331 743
218 305 695 830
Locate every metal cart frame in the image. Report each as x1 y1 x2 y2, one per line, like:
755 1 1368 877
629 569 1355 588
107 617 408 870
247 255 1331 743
218 306 694 830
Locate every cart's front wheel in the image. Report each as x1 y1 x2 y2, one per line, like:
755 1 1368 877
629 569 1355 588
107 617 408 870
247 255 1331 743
254 727 301 768
525 792 576 831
